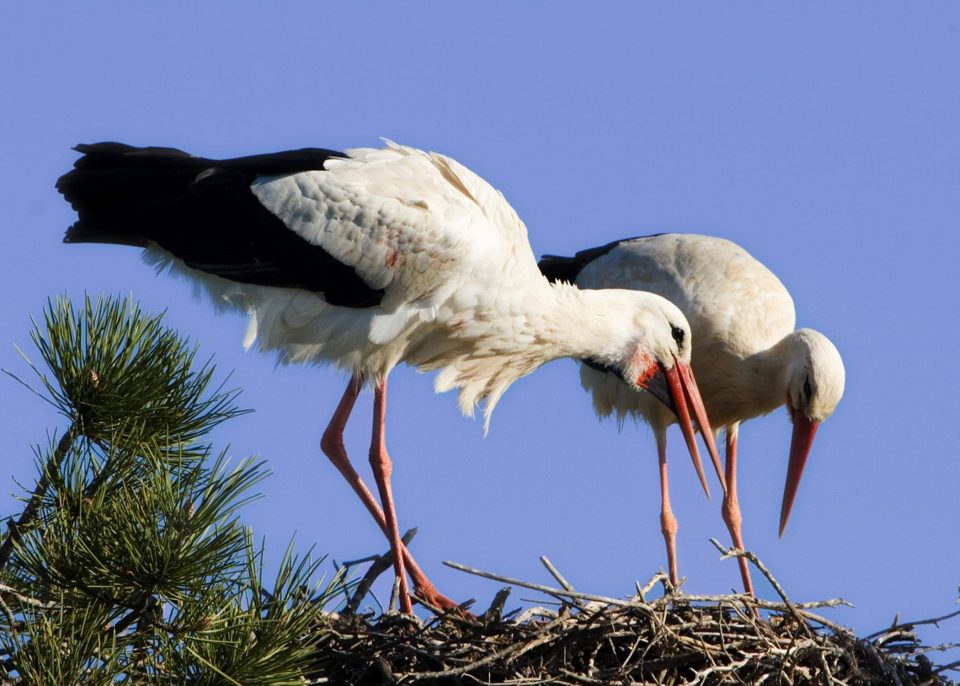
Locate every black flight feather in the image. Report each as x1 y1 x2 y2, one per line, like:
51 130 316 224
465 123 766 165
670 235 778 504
537 238 627 284
58 142 385 308
537 234 666 284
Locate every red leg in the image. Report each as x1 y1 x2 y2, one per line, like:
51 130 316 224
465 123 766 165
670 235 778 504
320 376 460 612
721 425 755 598
367 377 413 614
656 430 680 587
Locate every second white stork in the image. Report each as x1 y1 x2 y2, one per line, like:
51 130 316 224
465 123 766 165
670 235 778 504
58 142 723 614
539 233 845 593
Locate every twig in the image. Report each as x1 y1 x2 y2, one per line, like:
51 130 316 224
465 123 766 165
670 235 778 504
709 538 811 634
399 615 568 682
0 583 56 609
0 426 77 571
865 607 960 641
0 594 15 633
339 527 418 569
343 528 417 614
389 575 402 613
339 553 382 567
444 560 642 609
636 571 668 602
105 593 153 638
933 659 960 675
511 606 558 624
482 587 512 623
540 556 584 608
447 559 847 625
793 609 854 636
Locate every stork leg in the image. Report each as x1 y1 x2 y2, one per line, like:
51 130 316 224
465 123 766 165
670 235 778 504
320 376 460 613
367 377 414 614
720 424 755 598
656 430 680 587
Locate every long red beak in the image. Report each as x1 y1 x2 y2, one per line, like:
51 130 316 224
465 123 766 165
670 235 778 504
642 360 727 499
779 411 820 537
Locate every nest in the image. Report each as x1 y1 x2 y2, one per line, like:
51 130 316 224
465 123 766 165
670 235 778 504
311 542 958 685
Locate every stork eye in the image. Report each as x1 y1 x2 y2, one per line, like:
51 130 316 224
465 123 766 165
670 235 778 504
671 326 685 346
803 377 812 402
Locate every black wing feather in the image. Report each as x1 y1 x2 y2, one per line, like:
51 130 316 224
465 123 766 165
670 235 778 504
537 234 666 284
58 142 384 308
537 238 627 284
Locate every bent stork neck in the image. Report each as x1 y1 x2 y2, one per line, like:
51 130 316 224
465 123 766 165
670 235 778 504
432 280 653 429
704 333 802 427
529 283 625 360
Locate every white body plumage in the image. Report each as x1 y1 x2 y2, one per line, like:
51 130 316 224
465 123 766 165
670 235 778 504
141 143 700 428
573 234 844 434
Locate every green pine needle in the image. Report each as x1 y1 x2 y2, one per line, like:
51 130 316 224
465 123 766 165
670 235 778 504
12 294 247 446
0 295 347 683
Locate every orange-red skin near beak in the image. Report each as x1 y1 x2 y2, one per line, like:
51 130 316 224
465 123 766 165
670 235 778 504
779 410 820 537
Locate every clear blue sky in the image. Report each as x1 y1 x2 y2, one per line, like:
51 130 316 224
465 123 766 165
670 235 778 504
2 1 959 651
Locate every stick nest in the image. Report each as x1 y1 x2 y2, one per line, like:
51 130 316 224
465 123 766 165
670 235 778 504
311 598 954 685
308 547 958 685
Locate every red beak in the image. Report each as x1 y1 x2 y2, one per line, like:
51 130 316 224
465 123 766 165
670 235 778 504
779 411 820 537
641 359 727 499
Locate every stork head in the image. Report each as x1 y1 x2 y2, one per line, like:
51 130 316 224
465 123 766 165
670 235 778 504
779 329 846 536
584 292 726 497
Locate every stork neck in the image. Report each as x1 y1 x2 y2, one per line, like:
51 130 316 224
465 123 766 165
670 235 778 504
427 279 645 429
533 282 635 362
720 333 802 422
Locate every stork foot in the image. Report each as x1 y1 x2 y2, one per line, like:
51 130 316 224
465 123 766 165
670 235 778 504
412 582 469 615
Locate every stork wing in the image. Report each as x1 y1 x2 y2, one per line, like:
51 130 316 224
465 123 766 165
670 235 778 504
61 141 541 315
251 142 541 314
576 234 796 347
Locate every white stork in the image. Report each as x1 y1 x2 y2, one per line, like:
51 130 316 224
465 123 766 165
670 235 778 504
539 233 845 593
58 142 724 614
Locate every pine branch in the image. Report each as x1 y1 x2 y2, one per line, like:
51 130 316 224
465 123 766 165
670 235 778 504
0 427 77 572
7 295 247 451
0 295 344 683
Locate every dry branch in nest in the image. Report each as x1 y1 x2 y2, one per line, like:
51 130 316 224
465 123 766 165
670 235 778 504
316 542 958 685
